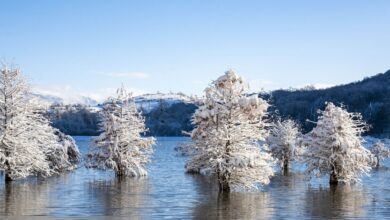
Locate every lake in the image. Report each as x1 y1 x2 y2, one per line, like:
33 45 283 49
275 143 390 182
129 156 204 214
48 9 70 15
0 136 390 219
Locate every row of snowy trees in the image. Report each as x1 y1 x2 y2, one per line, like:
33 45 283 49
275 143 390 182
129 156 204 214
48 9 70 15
2 64 388 192
0 64 156 182
0 64 81 182
184 70 390 192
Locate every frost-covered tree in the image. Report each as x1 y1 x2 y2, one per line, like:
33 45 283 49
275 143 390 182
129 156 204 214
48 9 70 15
304 102 373 185
55 129 81 165
267 119 302 171
0 64 80 181
86 86 155 177
186 70 274 192
370 141 390 168
21 99 81 172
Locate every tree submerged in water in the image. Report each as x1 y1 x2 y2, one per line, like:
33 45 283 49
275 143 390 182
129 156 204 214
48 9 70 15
186 70 274 192
267 119 302 172
304 102 373 185
27 100 81 173
0 64 80 182
370 141 390 168
86 86 155 177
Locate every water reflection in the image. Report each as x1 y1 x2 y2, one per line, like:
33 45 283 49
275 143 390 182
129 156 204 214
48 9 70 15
305 185 369 219
0 136 388 218
267 171 307 219
87 177 149 217
190 175 274 219
0 179 50 216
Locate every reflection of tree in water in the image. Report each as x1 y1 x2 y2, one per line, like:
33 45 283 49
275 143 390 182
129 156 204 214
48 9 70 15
190 175 274 219
87 177 149 217
0 179 51 216
267 171 308 218
270 171 306 189
305 185 369 219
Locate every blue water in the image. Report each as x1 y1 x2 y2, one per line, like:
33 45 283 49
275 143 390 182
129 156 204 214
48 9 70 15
0 136 390 219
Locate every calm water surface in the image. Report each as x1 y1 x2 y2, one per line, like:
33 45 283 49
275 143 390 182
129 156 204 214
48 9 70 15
0 136 390 219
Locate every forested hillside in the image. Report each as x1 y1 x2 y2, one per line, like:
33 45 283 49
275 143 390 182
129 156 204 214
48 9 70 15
47 70 390 137
47 96 198 136
47 104 100 136
143 102 197 136
267 70 390 137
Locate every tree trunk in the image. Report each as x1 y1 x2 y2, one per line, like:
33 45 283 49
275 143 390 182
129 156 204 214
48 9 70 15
4 158 12 183
329 171 338 185
218 172 230 192
329 163 339 185
376 156 380 168
116 169 123 177
283 159 289 175
116 174 126 183
218 139 231 192
114 156 123 177
218 176 230 192
4 173 12 182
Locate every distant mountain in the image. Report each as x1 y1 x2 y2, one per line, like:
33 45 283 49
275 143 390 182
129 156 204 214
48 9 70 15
134 93 199 136
46 104 101 136
134 92 198 113
143 101 197 136
266 70 390 137
31 92 99 106
47 92 199 136
30 93 64 106
45 70 390 137
34 91 197 110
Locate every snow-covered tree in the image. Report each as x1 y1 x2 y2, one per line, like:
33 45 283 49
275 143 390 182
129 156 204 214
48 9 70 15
370 141 390 168
304 102 373 185
267 119 302 171
0 64 80 181
55 129 81 165
23 99 81 172
86 86 155 177
186 70 274 192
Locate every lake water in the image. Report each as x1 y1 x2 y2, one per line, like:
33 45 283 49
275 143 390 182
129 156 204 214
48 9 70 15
0 136 390 219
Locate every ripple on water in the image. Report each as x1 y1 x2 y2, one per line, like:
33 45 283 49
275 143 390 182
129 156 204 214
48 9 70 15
0 136 389 219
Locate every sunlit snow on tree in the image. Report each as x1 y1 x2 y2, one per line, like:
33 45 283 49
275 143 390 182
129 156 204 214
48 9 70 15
304 102 374 185
186 70 275 192
0 64 80 181
27 99 81 172
86 85 155 177
267 119 302 172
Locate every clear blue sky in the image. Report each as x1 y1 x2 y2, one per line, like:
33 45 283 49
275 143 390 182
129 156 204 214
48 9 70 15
1 0 389 101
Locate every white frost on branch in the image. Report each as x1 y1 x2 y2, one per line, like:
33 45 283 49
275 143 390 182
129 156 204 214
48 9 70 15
186 70 275 192
27 99 81 172
267 119 302 170
304 102 374 184
0 64 80 181
86 85 155 177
